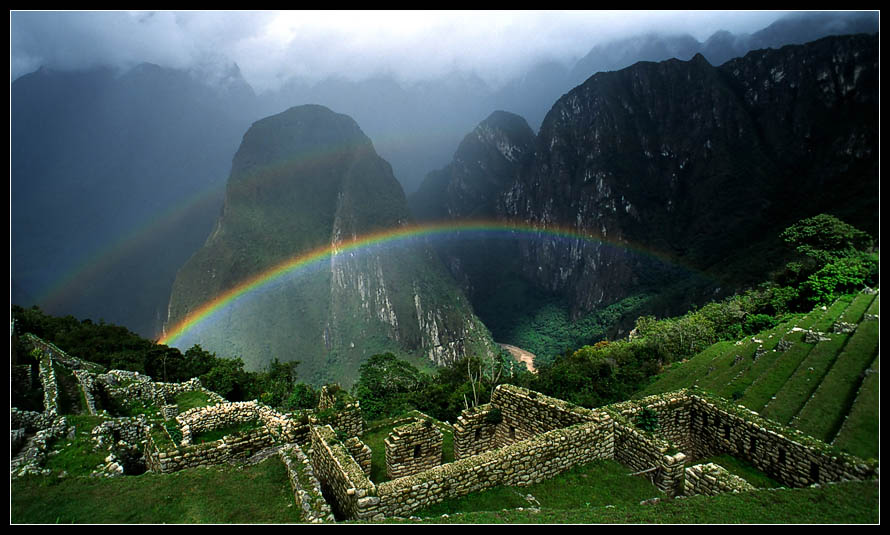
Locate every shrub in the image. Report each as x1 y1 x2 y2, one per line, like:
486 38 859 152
634 407 659 433
484 407 503 425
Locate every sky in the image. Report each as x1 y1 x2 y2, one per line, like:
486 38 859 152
10 10 792 93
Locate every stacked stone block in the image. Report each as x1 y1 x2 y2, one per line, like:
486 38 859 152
685 463 756 496
453 404 499 460
280 443 335 523
177 400 262 445
344 437 373 477
144 425 275 473
385 419 443 479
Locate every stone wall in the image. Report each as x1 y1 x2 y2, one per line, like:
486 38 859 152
314 401 363 438
37 355 60 417
308 425 377 521
622 390 878 489
385 418 443 479
177 400 261 445
490 385 597 446
345 437 373 477
683 393 876 487
684 463 756 496
73 370 100 415
453 404 499 460
11 408 56 433
23 333 104 373
279 443 335 523
144 424 275 473
309 411 613 521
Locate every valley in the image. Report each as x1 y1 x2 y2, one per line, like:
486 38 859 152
10 11 879 525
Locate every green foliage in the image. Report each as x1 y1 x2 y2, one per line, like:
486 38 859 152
352 353 427 422
163 420 183 446
634 407 659 432
483 407 503 425
800 252 878 306
173 391 212 412
285 383 319 411
780 214 873 265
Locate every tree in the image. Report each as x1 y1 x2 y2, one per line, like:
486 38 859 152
780 214 873 265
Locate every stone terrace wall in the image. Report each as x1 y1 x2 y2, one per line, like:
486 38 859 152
280 443 335 523
608 409 687 496
368 416 614 519
144 424 274 473
385 419 443 479
685 394 876 487
490 384 598 448
684 463 756 496
345 437 373 477
309 425 377 521
453 403 499 460
37 356 60 417
177 400 262 445
24 334 105 374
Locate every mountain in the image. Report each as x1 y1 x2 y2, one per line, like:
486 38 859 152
10 11 878 346
412 34 878 336
10 63 257 337
164 105 498 384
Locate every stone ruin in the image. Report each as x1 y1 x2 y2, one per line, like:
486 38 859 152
11 333 879 523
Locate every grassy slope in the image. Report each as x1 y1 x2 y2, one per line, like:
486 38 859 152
11 457 302 524
636 291 878 460
384 480 878 524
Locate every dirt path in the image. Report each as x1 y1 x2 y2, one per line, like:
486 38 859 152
498 343 538 374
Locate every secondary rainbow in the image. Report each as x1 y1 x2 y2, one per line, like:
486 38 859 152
157 219 692 347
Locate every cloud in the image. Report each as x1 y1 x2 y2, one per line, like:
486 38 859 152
11 10 790 92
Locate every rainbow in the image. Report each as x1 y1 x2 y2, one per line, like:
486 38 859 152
157 219 697 347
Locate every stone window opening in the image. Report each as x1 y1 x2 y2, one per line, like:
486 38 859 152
413 445 421 458
509 426 516 440
778 448 786 464
475 428 482 440
723 424 731 440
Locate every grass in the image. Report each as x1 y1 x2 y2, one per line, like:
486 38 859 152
414 459 661 518
174 390 214 412
11 457 303 524
44 415 107 477
384 480 878 524
832 354 879 459
694 454 783 489
793 296 880 443
192 418 263 444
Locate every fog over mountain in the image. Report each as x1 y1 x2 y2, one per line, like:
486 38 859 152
10 10 878 342
11 11 789 92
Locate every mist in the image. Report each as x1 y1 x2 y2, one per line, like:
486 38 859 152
11 10 789 92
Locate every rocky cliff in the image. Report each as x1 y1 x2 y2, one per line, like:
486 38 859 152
414 34 878 322
165 105 497 384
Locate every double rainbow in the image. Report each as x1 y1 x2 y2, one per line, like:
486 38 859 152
157 219 691 347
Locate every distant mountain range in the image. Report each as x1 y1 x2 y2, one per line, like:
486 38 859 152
10 11 878 352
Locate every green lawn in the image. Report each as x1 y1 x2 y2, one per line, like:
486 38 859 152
832 354 879 459
175 390 215 412
793 297 880 443
414 459 660 517
11 457 302 524
385 480 878 524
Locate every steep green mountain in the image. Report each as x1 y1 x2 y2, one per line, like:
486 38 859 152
413 34 878 347
165 105 498 385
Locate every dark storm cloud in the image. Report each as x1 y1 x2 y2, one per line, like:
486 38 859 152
11 10 790 92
